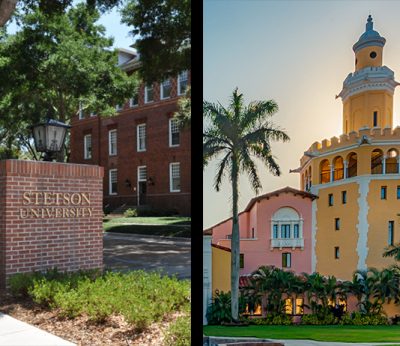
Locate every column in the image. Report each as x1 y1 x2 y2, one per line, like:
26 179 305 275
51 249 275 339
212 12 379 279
343 160 348 179
330 165 334 182
383 156 387 174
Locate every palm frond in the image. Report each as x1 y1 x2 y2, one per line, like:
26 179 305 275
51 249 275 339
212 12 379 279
239 146 262 194
240 99 278 131
214 152 232 191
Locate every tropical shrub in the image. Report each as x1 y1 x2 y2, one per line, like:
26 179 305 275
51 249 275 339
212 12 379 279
124 208 138 217
301 313 337 325
249 314 292 325
206 290 232 324
350 312 389 326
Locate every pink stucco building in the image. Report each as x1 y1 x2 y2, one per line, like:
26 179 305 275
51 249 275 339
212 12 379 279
206 187 318 275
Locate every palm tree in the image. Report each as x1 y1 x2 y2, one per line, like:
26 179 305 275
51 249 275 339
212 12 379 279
203 88 290 321
383 243 400 261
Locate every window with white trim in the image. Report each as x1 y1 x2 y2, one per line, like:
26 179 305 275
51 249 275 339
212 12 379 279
145 85 154 103
161 79 171 99
109 129 117 156
137 124 146 152
170 162 181 192
138 166 147 181
90 111 96 117
115 104 123 112
109 169 117 195
178 70 188 95
282 253 291 268
84 134 92 159
130 92 139 107
169 118 180 147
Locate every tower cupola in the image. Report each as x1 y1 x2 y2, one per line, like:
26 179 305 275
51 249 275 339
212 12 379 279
353 15 386 71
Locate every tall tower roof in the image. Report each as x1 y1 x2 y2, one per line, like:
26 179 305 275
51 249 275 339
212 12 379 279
353 15 386 53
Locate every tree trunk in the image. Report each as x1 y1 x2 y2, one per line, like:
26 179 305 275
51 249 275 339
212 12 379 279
230 157 240 321
0 0 18 27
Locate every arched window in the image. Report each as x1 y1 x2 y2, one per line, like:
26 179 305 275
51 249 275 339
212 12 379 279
386 148 399 174
320 159 330 184
333 156 344 181
270 207 304 250
347 152 357 178
308 167 312 189
371 149 383 174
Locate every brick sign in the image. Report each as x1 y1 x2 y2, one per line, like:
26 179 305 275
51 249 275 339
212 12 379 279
20 191 94 218
0 160 104 288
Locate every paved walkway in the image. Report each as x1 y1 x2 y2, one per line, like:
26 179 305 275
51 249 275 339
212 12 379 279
0 313 75 346
103 232 191 279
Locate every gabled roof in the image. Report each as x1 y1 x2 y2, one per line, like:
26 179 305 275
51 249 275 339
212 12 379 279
203 186 317 234
244 186 318 212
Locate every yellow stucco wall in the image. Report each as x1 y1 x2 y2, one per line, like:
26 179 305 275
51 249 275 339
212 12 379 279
315 182 359 280
366 179 400 269
212 246 231 295
355 45 383 71
343 90 393 133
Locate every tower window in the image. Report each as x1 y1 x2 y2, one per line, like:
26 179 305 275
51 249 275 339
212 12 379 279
388 221 394 246
370 51 377 59
381 186 387 200
342 191 347 204
397 186 400 199
335 218 340 231
328 193 333 206
373 111 378 127
334 247 340 259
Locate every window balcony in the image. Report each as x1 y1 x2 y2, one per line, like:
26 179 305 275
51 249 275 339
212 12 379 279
270 238 304 250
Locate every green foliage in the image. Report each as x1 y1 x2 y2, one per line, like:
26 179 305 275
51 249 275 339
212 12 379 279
9 269 190 331
0 2 137 160
248 314 292 325
123 208 138 217
300 313 337 325
206 290 232 325
174 86 191 130
350 312 389 326
120 0 191 83
163 315 191 346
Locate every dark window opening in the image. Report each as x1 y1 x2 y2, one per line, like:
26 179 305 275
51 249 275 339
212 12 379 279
328 193 333 206
381 186 387 200
373 111 378 127
335 218 340 231
342 191 347 204
334 247 340 259
240 254 244 269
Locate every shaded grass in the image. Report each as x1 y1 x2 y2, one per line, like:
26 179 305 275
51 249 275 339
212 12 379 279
203 325 400 342
104 224 191 238
103 216 191 225
103 216 191 238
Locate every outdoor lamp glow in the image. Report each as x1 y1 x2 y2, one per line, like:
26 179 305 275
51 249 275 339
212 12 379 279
31 119 70 161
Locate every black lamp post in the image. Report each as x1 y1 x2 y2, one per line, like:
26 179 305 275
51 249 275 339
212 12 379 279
31 118 71 161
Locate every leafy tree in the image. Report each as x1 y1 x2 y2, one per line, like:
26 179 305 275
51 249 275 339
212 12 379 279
0 3 137 160
174 86 191 130
203 88 290 321
121 0 191 83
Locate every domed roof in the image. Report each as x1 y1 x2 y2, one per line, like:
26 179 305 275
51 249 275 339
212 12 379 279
353 15 386 53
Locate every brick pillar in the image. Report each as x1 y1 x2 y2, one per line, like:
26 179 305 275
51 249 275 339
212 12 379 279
0 160 104 288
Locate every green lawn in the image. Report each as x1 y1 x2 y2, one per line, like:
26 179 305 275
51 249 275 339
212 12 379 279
103 216 191 238
203 325 400 343
103 216 191 225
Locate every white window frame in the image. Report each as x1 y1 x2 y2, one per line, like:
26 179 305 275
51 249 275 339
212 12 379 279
169 118 180 147
169 162 181 192
129 93 139 107
108 129 117 156
137 166 147 206
90 111 96 117
145 85 154 103
83 134 92 160
178 70 188 96
109 169 117 195
116 104 123 112
160 79 171 100
137 123 146 152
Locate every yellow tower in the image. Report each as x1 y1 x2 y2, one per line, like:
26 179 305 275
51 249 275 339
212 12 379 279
338 15 399 134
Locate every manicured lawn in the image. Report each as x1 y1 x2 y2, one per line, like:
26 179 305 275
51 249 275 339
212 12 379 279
203 325 400 342
103 216 191 238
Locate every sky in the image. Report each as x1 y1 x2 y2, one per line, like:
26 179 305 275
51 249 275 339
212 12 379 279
203 0 400 229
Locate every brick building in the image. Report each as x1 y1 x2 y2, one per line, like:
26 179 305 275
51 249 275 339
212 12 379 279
69 49 191 215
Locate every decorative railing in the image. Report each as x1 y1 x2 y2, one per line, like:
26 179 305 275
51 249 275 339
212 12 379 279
271 238 304 249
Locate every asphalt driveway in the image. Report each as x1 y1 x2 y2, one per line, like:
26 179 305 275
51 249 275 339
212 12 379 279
103 232 191 279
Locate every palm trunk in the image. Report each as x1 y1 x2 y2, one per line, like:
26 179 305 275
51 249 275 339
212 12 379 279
231 157 240 321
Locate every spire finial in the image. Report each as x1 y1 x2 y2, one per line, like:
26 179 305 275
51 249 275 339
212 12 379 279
366 14 373 31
